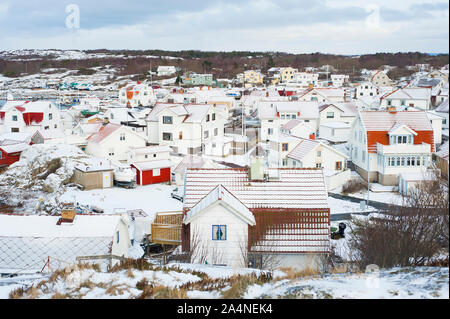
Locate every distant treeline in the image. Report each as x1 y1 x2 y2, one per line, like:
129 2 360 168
1 50 448 81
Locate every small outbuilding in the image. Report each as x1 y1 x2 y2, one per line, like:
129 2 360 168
131 160 173 186
73 158 114 190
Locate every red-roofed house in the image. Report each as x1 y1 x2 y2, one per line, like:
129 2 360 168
86 123 148 163
350 110 435 186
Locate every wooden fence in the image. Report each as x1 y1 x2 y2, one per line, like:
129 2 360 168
150 211 183 245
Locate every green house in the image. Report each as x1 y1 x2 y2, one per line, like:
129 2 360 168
183 74 214 86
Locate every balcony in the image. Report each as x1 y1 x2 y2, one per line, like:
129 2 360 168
377 143 431 155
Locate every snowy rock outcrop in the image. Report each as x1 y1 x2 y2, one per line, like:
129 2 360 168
0 144 89 193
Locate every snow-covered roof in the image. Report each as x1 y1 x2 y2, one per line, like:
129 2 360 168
0 132 32 144
184 168 328 210
435 98 449 113
75 158 114 172
0 142 29 154
286 139 320 161
86 123 121 143
257 101 319 119
359 111 433 132
320 121 351 129
132 145 172 155
132 159 174 171
184 184 256 226
0 215 123 238
282 119 305 130
174 155 208 175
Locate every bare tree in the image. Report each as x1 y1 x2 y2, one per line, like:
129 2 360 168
348 173 449 269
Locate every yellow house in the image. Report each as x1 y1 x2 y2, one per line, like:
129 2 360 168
244 70 264 85
280 67 299 83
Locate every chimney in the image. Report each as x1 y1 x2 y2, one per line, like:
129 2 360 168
249 157 265 181
309 133 316 140
266 92 269 97
58 208 76 225
387 106 397 114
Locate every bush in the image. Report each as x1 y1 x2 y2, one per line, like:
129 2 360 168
342 179 368 194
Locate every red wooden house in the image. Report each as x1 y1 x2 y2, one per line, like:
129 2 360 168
131 160 173 186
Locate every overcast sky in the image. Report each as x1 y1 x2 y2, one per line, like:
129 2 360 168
0 0 448 54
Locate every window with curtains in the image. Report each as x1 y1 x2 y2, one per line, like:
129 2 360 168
212 225 226 241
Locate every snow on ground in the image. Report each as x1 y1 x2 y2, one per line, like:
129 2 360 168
243 267 449 299
60 184 183 218
1 263 447 299
167 263 286 280
328 197 376 215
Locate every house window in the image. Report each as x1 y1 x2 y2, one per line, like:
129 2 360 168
326 112 334 119
49 113 53 120
282 158 288 166
212 113 216 121
120 133 126 141
163 133 172 141
316 163 322 168
335 162 342 170
163 116 173 124
282 143 289 152
268 128 273 135
116 231 120 244
11 128 19 132
12 115 17 121
206 114 210 122
204 130 209 139
153 169 161 176
44 126 49 130
212 225 227 241
54 124 57 129
109 148 115 156
179 131 183 140
292 114 297 119
214 128 218 136
145 155 148 159
317 151 322 157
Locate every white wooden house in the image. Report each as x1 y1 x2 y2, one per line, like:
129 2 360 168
182 166 330 270
86 123 148 163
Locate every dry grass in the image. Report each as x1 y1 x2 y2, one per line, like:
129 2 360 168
278 267 321 282
126 268 135 279
221 273 273 299
105 284 129 296
137 284 188 299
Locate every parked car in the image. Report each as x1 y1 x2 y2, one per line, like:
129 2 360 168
171 187 184 202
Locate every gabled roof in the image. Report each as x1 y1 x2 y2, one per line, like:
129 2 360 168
435 98 449 113
183 184 256 226
388 122 418 136
184 168 328 210
86 123 122 143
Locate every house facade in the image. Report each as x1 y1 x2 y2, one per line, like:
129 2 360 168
257 101 320 142
119 82 157 108
146 103 226 155
182 166 330 270
0 101 61 134
86 123 148 163
349 111 434 186
370 71 392 87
